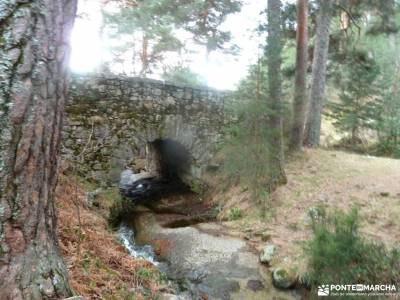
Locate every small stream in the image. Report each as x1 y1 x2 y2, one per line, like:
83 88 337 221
116 211 304 300
117 221 186 298
117 222 158 265
116 170 303 299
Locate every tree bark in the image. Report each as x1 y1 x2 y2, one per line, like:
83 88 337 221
0 1 77 299
289 0 309 151
266 0 287 191
304 0 332 147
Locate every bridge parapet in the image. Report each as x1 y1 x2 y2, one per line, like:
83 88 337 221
62 74 229 185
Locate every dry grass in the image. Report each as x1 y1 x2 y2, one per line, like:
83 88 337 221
212 149 400 269
56 172 163 300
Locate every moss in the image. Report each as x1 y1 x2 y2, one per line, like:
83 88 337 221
188 179 204 195
65 103 92 115
108 195 132 227
275 268 287 278
99 187 120 207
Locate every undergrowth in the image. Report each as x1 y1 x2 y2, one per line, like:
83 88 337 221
56 172 164 299
109 193 135 228
227 207 243 221
304 206 400 297
222 98 273 214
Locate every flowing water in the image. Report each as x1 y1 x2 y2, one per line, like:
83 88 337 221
117 222 158 265
115 184 304 300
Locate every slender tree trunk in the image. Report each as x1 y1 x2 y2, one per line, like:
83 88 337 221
289 0 309 151
140 33 149 76
266 0 287 191
0 1 77 299
304 0 332 147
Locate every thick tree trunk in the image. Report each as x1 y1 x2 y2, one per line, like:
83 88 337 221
266 0 287 191
304 0 332 147
289 0 309 151
0 1 77 299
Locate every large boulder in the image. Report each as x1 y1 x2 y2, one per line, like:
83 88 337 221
120 169 156 187
119 169 157 199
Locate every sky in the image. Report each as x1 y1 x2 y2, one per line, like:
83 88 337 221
69 1 269 90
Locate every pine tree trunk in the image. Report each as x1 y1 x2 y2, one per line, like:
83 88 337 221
289 0 308 151
304 0 332 147
0 1 77 299
266 0 287 191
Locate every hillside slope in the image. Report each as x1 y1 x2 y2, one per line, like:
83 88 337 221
55 173 163 299
214 149 400 263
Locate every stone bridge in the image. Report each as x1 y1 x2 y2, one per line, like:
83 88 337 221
62 75 228 186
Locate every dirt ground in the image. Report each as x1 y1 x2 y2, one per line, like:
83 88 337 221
214 149 400 272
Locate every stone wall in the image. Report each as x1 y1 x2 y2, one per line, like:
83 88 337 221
62 75 228 185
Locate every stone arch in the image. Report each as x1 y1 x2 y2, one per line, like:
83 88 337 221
63 75 228 185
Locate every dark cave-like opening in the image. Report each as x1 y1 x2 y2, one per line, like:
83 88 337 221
148 138 191 181
120 139 193 202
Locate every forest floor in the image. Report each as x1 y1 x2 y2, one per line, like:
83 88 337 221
55 149 400 298
55 170 165 300
213 149 400 274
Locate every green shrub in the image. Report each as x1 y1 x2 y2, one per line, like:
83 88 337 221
304 207 400 294
374 139 400 158
228 207 243 221
108 195 133 228
137 268 152 280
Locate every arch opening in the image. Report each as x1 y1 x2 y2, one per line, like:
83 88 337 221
147 138 191 181
120 138 193 202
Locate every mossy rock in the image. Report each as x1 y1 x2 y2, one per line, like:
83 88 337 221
272 266 297 289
